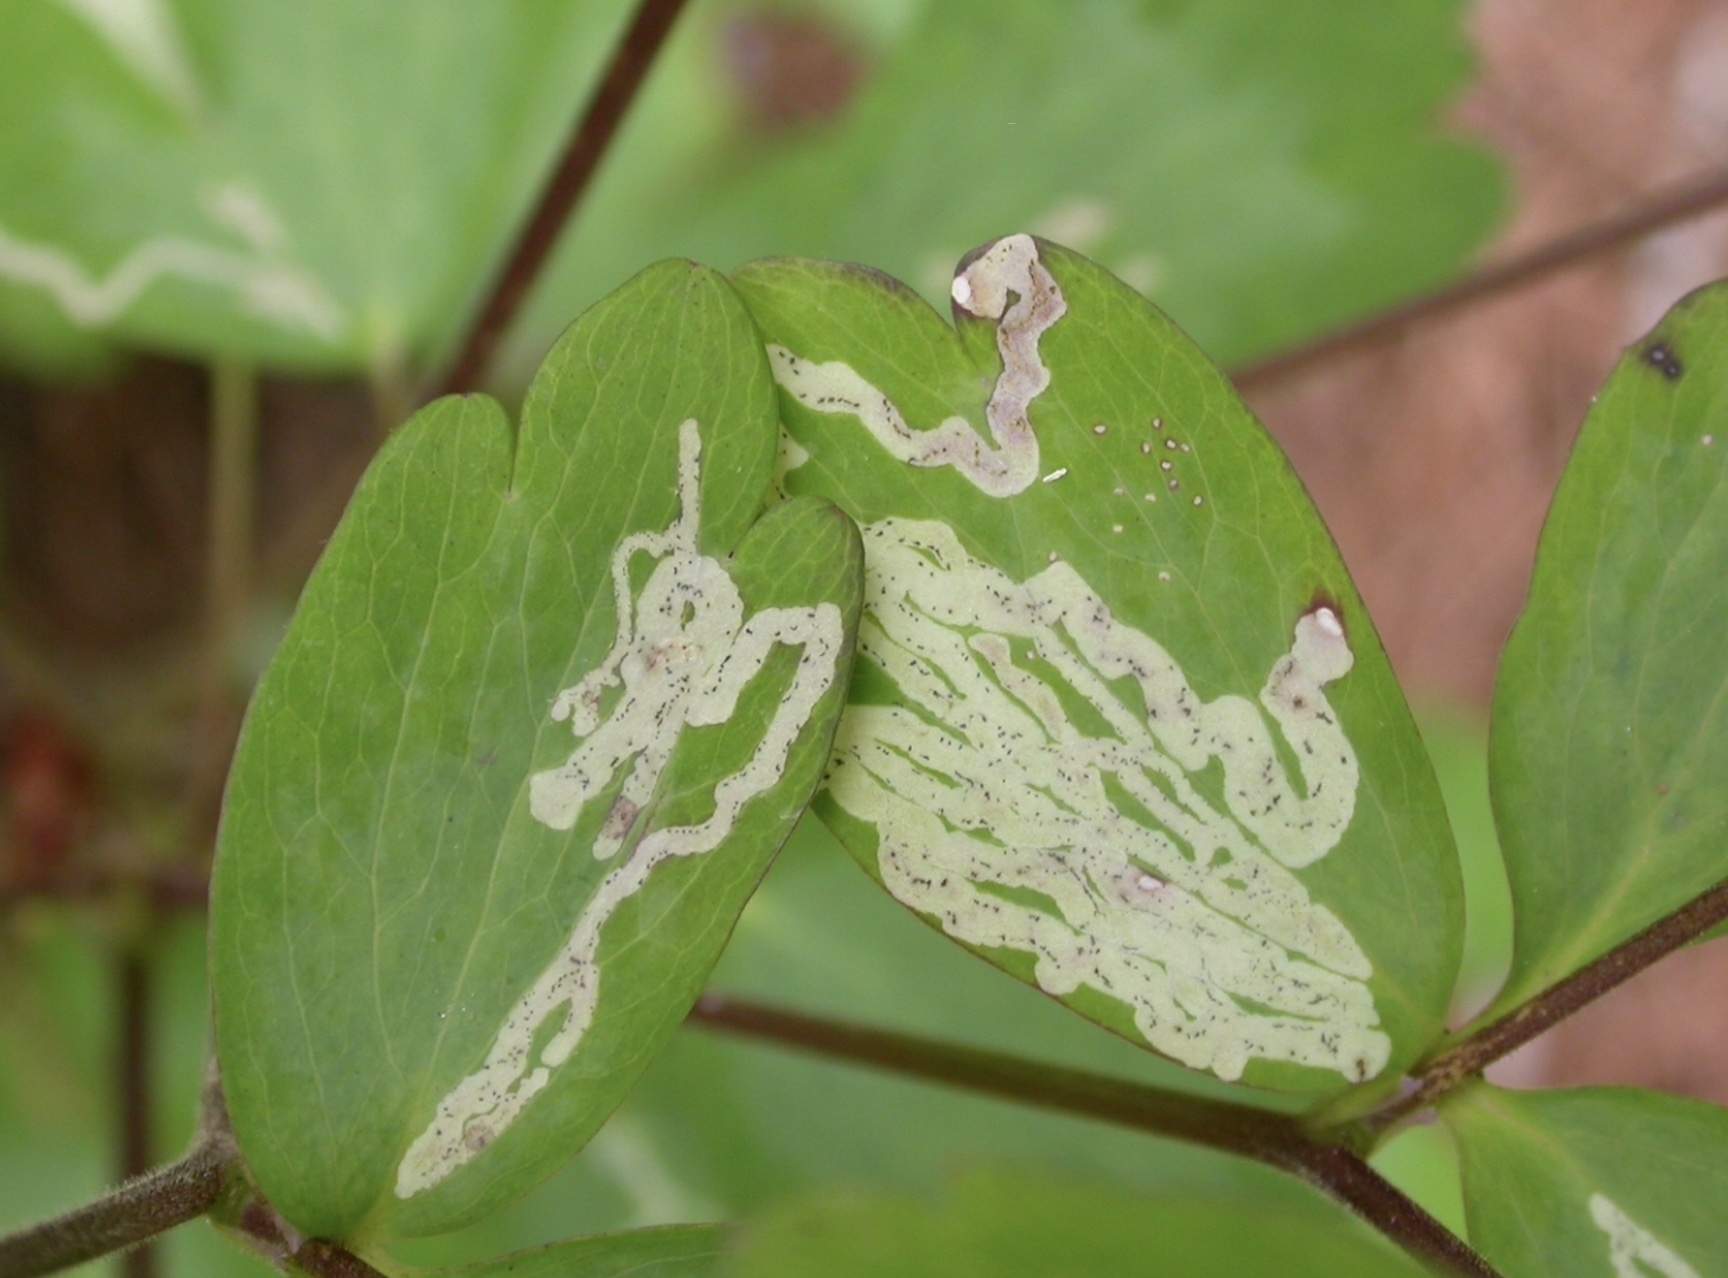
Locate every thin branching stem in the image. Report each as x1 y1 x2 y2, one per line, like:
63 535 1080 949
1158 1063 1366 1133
438 0 693 396
117 950 157 1278
188 358 259 817
1369 872 1728 1135
689 994 1501 1278
1232 164 1728 390
0 1142 224 1278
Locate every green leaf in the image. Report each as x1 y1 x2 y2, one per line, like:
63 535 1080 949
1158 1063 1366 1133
0 0 629 372
1417 712 1512 1022
510 0 1500 383
726 1171 1429 1278
1487 282 1728 1014
1443 1082 1728 1278
1369 1122 1468 1243
210 261 861 1246
389 820 1354 1271
733 237 1462 1096
420 1225 728 1278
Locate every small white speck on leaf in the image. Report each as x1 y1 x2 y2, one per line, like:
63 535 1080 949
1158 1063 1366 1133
1042 467 1069 483
1192 495 1203 507
1157 570 1171 582
1704 434 1716 446
1112 523 1124 534
1143 493 1156 503
1140 442 1153 455
1093 423 1109 435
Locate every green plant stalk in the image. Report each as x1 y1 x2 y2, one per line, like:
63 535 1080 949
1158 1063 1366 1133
0 1142 224 1278
117 949 157 1278
189 357 259 814
689 994 1502 1278
207 359 257 643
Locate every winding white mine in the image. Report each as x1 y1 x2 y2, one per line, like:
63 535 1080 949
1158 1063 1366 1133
395 419 844 1199
1590 1195 1701 1278
0 180 343 339
52 0 200 112
826 518 1384 1083
767 233 1066 497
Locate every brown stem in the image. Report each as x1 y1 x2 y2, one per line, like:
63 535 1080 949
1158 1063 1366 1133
232 1203 390 1278
197 1072 388 1278
1288 1144 1499 1278
1369 873 1728 1135
438 0 693 396
117 950 156 1278
290 1239 391 1278
1231 165 1728 390
0 1142 223 1278
689 994 1499 1278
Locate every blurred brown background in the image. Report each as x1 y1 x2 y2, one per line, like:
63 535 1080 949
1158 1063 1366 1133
1247 0 1728 1103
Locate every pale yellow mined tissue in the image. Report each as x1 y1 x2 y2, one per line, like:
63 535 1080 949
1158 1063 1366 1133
768 234 1065 498
0 180 345 340
827 518 1386 1084
395 419 844 1199
1590 1194 1701 1278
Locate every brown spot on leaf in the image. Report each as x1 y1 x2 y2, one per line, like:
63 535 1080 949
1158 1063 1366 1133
602 797 639 841
1644 342 1684 380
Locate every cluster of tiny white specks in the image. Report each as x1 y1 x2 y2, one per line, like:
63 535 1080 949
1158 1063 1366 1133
1138 417 1201 505
395 419 845 1200
1590 1195 1701 1278
1105 416 1210 522
767 234 1066 499
827 517 1385 1084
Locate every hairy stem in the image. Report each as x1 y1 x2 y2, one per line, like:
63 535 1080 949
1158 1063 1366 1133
117 950 157 1278
229 1201 390 1278
1369 873 1728 1135
438 0 693 396
1232 164 1728 390
0 1142 223 1278
689 994 1500 1278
